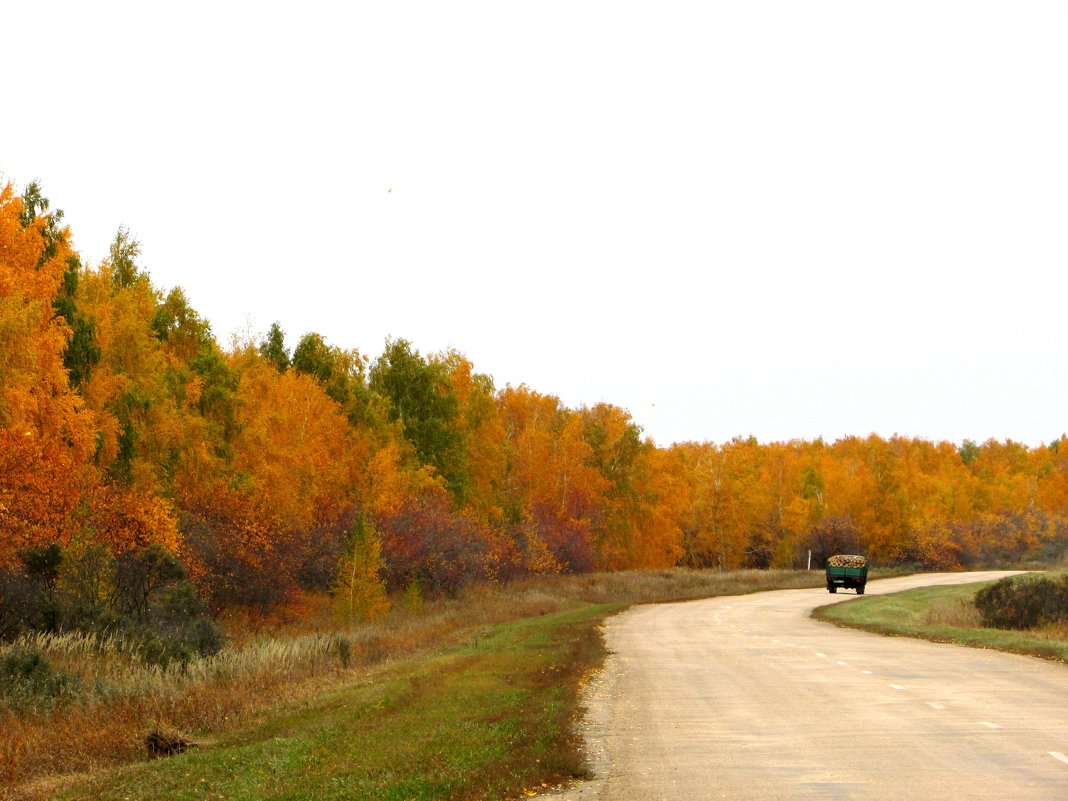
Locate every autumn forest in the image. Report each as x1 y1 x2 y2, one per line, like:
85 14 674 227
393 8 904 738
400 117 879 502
3 179 1068 629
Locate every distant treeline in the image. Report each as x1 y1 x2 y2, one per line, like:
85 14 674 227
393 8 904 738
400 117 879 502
3 179 1067 623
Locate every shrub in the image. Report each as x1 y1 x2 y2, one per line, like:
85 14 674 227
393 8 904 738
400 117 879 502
0 567 39 638
1 544 223 669
111 544 186 619
182 512 294 615
524 504 594 574
377 493 497 596
19 543 64 631
974 575 1068 630
56 543 114 629
0 647 79 712
131 580 225 666
404 578 423 612
334 636 352 668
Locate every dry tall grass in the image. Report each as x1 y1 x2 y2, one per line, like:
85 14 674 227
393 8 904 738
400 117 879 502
1031 619 1068 642
1 568 825 798
923 597 983 628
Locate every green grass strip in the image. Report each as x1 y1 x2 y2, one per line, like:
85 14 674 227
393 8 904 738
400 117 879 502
813 582 1068 663
58 604 619 801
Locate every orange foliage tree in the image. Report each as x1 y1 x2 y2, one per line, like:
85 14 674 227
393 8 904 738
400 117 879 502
9 174 1068 622
0 182 95 457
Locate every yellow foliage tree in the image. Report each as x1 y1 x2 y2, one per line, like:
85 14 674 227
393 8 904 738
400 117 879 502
333 514 390 623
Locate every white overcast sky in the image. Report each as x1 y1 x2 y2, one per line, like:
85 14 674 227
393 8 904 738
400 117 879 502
3 1 1067 447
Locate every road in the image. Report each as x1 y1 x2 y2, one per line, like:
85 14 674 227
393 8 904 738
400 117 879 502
553 571 1068 801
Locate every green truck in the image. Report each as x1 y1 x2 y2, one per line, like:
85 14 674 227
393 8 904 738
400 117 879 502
826 554 867 594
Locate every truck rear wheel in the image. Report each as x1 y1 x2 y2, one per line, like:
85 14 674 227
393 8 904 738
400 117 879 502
856 584 865 595
828 585 837 593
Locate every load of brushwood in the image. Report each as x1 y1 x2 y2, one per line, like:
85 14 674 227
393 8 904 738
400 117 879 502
827 554 867 568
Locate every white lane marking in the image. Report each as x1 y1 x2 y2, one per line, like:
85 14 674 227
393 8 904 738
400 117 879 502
1050 752 1068 766
772 639 780 643
889 684 905 690
837 661 848 666
979 722 1001 729
861 670 873 675
815 652 827 658
927 702 946 710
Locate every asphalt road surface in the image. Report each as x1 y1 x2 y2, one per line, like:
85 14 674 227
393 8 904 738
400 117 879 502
552 571 1068 801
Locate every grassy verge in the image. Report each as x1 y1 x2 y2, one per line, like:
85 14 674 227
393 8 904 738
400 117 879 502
49 604 617 801
813 581 1068 663
8 568 844 800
